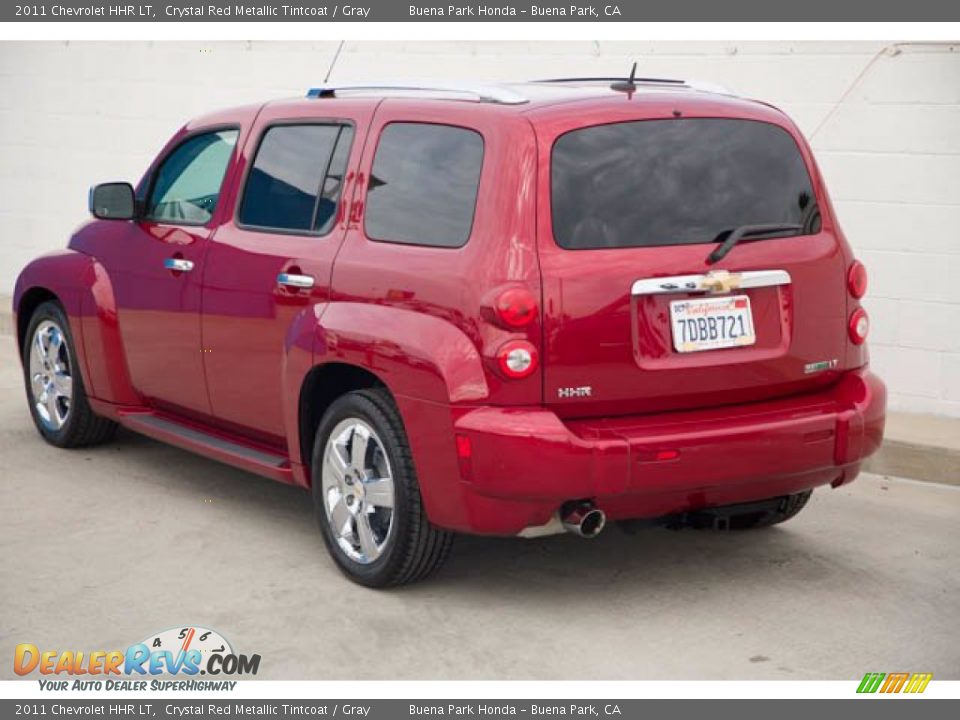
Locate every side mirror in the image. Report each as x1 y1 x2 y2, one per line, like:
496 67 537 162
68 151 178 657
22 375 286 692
89 182 136 220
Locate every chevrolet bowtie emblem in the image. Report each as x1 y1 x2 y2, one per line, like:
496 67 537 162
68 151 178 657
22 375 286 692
698 270 742 294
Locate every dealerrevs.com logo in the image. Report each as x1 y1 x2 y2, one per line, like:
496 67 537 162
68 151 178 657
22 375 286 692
14 626 260 691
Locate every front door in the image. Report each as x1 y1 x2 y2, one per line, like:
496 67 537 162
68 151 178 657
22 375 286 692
200 101 372 444
109 126 241 416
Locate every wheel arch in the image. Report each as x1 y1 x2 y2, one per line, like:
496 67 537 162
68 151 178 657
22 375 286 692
298 361 388 470
16 286 60 357
293 302 489 529
13 251 95 396
13 250 139 406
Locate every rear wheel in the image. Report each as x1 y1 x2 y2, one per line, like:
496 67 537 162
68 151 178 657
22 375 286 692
22 301 117 448
311 388 454 587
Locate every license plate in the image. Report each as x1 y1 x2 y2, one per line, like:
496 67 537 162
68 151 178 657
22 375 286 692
670 295 756 353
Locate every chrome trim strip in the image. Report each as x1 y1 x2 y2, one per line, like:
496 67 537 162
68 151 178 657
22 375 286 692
631 269 791 296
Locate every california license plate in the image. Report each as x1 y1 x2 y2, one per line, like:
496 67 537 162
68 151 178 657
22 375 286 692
670 295 756 353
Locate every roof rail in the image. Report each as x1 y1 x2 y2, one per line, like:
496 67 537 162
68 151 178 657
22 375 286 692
306 82 528 105
533 76 733 95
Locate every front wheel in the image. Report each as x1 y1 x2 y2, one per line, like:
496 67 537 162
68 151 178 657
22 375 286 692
22 301 117 448
311 388 453 587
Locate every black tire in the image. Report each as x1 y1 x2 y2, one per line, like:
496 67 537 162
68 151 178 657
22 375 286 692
311 388 454 587
22 301 118 448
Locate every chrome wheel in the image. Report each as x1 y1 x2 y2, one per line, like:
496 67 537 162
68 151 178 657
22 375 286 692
28 320 73 431
321 419 396 564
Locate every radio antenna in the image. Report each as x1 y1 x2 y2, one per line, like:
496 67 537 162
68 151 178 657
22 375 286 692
611 62 638 96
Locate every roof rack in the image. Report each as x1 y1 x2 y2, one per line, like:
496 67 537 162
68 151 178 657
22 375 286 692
306 82 528 105
533 76 732 95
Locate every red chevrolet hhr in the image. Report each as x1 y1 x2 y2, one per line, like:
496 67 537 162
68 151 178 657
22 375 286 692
13 75 885 586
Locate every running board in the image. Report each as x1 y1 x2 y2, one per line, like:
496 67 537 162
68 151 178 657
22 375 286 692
119 411 293 483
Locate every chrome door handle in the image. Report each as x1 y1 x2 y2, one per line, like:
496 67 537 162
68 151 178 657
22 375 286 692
164 258 195 273
277 273 315 289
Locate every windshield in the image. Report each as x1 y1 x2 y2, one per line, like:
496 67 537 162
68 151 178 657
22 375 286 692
551 118 819 250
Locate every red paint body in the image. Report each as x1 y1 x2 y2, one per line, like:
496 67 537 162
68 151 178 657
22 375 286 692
12 84 886 535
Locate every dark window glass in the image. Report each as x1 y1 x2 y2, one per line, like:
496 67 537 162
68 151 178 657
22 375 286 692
551 119 819 250
146 130 238 225
239 124 354 234
365 123 483 248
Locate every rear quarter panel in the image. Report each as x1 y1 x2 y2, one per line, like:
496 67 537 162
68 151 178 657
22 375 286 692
318 101 541 528
322 101 542 406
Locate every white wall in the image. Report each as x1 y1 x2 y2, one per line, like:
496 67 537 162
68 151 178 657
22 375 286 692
1 41 958 416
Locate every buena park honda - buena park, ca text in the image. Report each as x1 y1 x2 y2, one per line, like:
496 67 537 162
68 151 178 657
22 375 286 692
14 4 624 19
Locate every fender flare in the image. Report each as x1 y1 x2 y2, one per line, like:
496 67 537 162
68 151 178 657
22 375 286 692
312 301 489 404
13 251 139 406
288 302 490 522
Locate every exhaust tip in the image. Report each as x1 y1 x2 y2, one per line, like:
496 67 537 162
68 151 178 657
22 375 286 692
560 501 606 538
579 509 606 537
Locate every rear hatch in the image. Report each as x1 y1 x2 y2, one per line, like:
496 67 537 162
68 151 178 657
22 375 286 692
535 112 849 418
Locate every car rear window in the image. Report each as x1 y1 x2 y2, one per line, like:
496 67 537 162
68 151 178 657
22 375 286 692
551 119 819 250
239 123 353 235
365 123 483 248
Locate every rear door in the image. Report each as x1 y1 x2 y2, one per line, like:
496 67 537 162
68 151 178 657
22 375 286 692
200 101 371 445
534 103 849 418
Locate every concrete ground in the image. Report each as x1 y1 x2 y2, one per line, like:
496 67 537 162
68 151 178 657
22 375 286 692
1 339 959 681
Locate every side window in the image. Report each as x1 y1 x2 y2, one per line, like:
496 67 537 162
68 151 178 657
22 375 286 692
146 129 238 225
238 124 354 234
365 123 483 248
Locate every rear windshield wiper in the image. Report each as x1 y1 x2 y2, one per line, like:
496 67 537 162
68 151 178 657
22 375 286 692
706 223 803 265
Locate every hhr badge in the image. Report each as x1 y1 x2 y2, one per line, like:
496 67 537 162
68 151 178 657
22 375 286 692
804 359 839 374
558 386 593 399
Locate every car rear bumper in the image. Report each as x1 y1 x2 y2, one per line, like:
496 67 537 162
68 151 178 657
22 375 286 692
426 369 885 535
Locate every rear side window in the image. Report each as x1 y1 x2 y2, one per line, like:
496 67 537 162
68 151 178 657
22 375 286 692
365 123 483 248
239 124 354 234
146 129 238 225
551 119 819 250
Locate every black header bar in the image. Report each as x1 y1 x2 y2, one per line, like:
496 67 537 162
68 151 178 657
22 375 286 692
5 0 960 22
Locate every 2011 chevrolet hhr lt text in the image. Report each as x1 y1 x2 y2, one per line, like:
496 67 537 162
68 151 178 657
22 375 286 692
14 74 886 587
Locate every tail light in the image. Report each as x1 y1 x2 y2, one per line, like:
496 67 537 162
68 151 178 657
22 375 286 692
494 287 538 328
848 260 868 299
849 308 869 345
496 340 539 379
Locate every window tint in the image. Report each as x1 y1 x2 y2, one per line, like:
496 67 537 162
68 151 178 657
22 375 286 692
365 123 483 248
146 130 238 224
551 119 819 250
239 124 354 234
